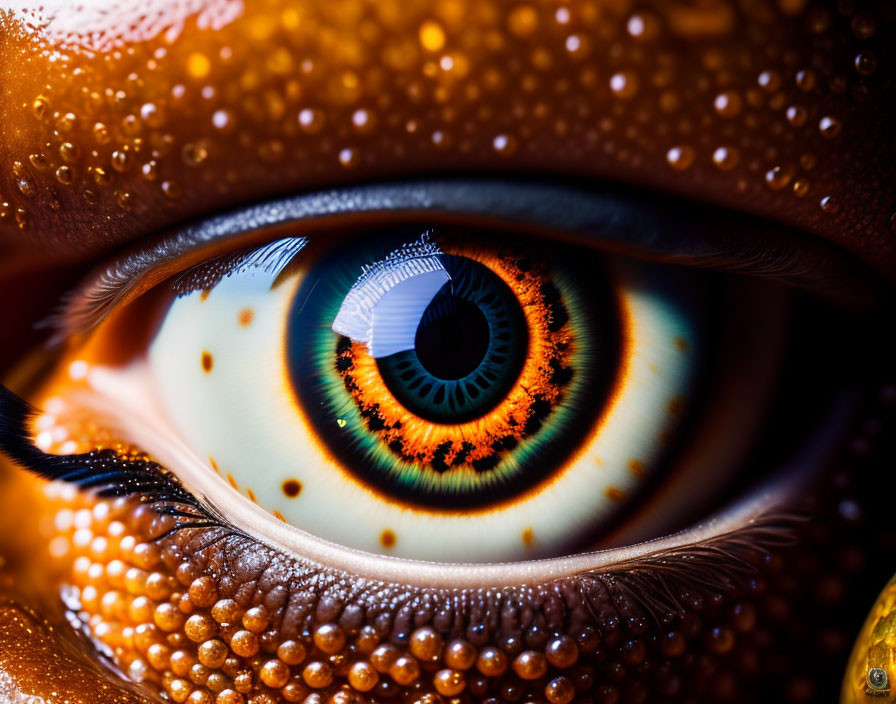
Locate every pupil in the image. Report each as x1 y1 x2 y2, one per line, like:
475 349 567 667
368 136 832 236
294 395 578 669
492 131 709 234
414 289 490 380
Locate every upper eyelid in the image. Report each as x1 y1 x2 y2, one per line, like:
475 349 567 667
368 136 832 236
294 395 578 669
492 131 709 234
46 177 880 341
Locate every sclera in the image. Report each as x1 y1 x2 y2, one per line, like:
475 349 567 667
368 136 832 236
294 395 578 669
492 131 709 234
144 237 700 562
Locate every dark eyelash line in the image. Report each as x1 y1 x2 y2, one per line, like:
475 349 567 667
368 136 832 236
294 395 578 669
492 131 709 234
171 236 307 298
1 380 801 610
594 512 801 623
41 178 880 343
0 384 223 538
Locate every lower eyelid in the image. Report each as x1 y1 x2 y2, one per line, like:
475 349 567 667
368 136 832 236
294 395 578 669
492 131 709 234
43 372 796 590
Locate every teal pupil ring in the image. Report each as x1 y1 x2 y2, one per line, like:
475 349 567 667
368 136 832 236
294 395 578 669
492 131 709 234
377 254 528 424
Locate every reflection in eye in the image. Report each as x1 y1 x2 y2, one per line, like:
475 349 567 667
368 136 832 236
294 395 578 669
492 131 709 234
136 223 791 561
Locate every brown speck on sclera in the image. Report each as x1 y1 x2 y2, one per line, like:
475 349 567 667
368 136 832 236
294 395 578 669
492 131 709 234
282 479 302 498
521 527 535 548
380 529 396 549
208 457 220 474
605 486 626 502
201 351 213 372
675 337 689 353
226 473 238 490
627 459 646 476
246 488 257 504
237 308 254 327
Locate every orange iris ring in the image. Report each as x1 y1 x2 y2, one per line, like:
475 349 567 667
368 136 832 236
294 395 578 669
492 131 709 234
282 242 633 515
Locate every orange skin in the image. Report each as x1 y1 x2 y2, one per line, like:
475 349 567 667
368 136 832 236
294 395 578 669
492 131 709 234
0 1 894 703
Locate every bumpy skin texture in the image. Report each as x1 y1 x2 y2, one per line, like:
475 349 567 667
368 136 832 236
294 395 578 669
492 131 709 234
0 1 894 703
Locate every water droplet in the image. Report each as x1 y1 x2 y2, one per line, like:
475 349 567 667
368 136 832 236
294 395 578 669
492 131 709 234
792 179 810 197
627 12 661 41
765 165 792 190
15 174 36 198
820 195 839 214
338 147 358 168
91 166 111 186
419 20 446 52
795 69 816 92
188 52 212 79
115 190 134 211
82 189 97 204
59 142 79 164
93 122 110 145
111 149 132 173
757 70 781 93
712 146 739 170
182 142 208 166
851 12 876 39
212 109 233 131
298 108 325 134
854 52 877 76
784 105 807 127
121 114 141 137
55 166 74 185
565 34 586 56
666 146 695 171
161 180 182 199
819 116 841 138
32 96 49 120
508 6 538 38
492 134 518 156
610 71 638 99
28 153 49 171
141 161 158 181
807 6 832 34
351 109 374 133
713 91 742 117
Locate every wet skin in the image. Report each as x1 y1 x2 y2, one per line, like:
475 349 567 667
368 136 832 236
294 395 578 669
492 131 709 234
0 1 895 703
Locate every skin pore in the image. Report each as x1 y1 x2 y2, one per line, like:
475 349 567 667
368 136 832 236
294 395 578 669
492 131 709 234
0 1 894 703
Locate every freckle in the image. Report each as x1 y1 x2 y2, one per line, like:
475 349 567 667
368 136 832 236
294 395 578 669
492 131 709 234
627 460 646 476
226 473 238 490
282 479 302 498
605 487 626 502
522 527 535 548
201 351 213 372
595 456 604 466
208 457 219 474
675 337 689 353
649 363 659 373
380 529 396 548
273 510 286 522
246 488 257 503
238 308 254 327
668 397 684 415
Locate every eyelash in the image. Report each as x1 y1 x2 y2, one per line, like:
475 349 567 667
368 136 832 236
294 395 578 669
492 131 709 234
0 380 799 629
0 385 223 538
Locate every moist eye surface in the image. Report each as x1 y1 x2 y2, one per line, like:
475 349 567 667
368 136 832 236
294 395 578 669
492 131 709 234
40 215 821 564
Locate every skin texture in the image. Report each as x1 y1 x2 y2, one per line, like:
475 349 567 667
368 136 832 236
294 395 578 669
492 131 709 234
0 1 894 703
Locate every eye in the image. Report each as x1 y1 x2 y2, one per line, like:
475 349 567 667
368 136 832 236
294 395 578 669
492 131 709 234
51 179 862 564
147 227 705 561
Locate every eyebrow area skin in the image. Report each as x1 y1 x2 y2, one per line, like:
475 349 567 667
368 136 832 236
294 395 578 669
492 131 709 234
0 2 894 704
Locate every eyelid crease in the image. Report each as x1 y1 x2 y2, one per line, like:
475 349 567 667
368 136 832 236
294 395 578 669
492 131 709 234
43 177 881 342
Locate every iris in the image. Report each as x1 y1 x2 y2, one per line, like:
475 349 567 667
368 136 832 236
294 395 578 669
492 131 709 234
287 229 618 508
377 255 528 423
